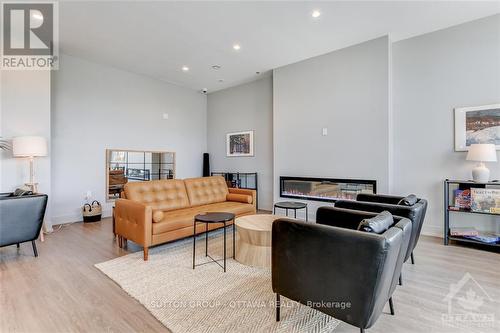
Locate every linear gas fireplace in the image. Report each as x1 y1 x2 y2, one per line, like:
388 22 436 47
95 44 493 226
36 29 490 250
280 176 376 203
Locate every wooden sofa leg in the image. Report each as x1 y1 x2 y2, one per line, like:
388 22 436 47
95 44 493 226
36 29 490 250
118 236 123 248
144 247 149 261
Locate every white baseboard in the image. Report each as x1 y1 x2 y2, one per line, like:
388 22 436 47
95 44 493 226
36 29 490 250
421 224 442 238
50 208 112 226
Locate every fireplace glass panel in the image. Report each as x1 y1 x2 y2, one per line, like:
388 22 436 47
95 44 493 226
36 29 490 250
280 177 376 202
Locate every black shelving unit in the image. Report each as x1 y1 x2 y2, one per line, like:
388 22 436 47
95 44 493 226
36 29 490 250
211 172 258 209
444 179 500 249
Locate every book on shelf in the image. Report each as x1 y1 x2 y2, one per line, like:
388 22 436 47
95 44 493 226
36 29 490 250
470 188 500 214
453 189 471 209
450 227 479 236
463 232 500 244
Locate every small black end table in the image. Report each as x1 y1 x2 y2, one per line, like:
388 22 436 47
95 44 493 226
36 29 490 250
273 201 308 221
193 212 235 272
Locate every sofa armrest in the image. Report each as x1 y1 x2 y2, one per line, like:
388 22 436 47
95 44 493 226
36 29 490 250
356 193 403 205
272 218 402 329
228 188 256 208
115 199 152 248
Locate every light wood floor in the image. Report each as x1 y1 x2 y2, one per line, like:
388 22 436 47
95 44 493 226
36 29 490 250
1 217 499 333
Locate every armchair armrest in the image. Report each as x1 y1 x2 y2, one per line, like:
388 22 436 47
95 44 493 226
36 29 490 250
356 193 403 205
272 218 403 329
115 199 152 249
228 188 256 209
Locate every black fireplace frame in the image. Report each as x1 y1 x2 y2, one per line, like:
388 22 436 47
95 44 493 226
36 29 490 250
279 176 377 203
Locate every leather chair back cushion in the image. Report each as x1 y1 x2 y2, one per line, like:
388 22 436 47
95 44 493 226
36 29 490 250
124 179 190 212
271 219 403 329
0 194 48 246
184 176 229 206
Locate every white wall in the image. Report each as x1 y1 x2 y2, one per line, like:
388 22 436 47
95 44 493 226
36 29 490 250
273 37 390 219
0 70 52 226
393 15 500 236
51 54 207 224
207 76 273 210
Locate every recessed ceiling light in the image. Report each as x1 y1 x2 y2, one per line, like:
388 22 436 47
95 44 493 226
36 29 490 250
233 44 241 51
31 11 43 20
311 10 321 18
181 66 189 72
212 65 221 70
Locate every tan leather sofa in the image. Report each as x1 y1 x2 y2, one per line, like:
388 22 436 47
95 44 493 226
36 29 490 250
114 176 256 260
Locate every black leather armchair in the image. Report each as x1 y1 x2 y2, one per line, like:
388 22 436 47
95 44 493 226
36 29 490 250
335 193 428 265
0 193 48 257
272 207 411 333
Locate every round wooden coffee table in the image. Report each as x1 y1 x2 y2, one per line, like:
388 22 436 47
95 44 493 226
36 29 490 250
235 214 279 268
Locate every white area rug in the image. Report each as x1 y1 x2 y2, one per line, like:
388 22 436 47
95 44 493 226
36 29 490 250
95 231 339 332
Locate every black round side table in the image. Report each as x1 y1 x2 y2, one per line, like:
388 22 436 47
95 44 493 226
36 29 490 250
273 201 308 221
193 212 235 272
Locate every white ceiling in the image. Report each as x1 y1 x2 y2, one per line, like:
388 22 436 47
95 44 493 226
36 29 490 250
59 1 500 92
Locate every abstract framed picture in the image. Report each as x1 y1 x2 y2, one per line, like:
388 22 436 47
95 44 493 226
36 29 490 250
454 104 500 151
226 130 254 157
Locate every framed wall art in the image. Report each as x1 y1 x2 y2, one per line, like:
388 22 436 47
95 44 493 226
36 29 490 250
226 130 254 157
454 104 500 151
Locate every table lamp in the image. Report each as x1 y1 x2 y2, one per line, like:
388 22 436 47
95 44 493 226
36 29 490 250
12 136 48 192
466 144 497 183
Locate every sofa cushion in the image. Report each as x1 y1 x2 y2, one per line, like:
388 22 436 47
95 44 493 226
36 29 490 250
184 176 229 207
358 211 393 234
398 194 418 206
227 193 252 204
152 201 255 235
201 201 255 216
124 179 190 212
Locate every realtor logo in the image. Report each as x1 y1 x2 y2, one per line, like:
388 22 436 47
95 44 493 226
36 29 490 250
1 1 58 69
442 272 495 328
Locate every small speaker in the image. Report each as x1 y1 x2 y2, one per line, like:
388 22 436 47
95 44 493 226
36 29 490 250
203 153 210 177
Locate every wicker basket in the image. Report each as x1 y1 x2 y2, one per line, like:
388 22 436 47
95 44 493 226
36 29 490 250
82 200 102 223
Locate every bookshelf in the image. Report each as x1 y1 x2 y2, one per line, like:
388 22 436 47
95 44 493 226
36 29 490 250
444 179 500 249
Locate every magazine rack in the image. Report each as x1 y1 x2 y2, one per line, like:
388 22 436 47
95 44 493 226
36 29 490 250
444 179 500 248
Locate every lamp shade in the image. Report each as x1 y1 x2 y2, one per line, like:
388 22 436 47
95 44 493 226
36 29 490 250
466 144 497 162
12 136 48 157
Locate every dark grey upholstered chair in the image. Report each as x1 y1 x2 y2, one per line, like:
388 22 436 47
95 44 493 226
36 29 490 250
272 207 411 333
0 193 48 257
335 193 428 265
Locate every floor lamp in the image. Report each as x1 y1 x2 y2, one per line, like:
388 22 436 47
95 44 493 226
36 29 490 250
12 136 48 241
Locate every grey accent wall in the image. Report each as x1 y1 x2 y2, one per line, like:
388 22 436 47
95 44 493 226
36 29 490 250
207 76 273 210
393 14 500 236
51 54 207 224
273 37 390 219
0 70 52 227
